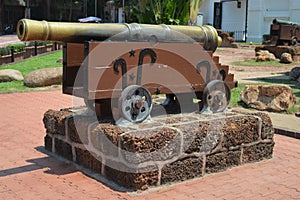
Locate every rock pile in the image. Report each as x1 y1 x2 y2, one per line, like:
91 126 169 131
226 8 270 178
240 85 296 112
255 50 276 62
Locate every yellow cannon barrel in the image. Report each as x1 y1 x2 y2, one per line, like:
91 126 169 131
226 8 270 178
17 19 222 51
273 18 300 26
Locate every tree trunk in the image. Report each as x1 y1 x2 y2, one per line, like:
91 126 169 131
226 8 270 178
68 1 73 21
46 0 51 20
0 0 3 34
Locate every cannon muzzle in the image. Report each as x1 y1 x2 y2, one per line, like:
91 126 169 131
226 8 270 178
17 19 222 51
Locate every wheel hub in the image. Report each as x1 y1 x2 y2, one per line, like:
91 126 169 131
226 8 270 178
202 80 231 113
119 85 152 123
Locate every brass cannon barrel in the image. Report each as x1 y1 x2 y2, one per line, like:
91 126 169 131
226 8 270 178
17 19 222 51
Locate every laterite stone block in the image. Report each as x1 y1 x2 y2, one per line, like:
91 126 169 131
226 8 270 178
54 138 73 161
43 109 72 136
242 142 275 163
206 150 241 174
75 147 102 172
161 157 204 184
44 135 52 152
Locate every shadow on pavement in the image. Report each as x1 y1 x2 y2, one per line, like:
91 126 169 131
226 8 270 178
0 146 77 177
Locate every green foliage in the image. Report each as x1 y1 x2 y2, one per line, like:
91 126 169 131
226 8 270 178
232 59 295 67
229 83 245 108
285 105 298 114
0 44 26 56
125 0 200 25
0 47 11 56
8 44 26 53
0 42 52 56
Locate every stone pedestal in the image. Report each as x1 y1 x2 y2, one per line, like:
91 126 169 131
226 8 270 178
43 108 274 190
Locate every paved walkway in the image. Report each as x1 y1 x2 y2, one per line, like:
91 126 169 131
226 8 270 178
0 90 300 199
0 34 22 47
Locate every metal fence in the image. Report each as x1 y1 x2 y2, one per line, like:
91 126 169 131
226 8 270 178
223 30 246 42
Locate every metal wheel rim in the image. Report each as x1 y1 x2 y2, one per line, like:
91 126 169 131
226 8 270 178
202 80 231 113
119 85 152 123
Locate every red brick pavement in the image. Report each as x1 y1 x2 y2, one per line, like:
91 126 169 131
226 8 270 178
0 90 300 200
0 35 22 47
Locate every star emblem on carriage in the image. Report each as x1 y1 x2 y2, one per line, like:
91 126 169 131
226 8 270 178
129 49 135 57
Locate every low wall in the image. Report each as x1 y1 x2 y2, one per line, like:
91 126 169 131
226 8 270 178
43 108 274 191
0 43 62 65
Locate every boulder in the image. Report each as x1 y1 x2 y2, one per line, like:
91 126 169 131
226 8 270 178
240 85 296 112
280 53 293 64
0 69 24 82
256 50 276 62
24 67 62 87
289 67 300 81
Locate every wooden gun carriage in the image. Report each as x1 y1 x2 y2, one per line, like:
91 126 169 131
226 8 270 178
269 18 300 46
17 19 235 123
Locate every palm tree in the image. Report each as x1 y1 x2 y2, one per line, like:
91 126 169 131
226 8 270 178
189 0 202 25
125 0 203 25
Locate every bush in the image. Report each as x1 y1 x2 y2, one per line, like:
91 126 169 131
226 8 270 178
0 44 26 56
0 42 53 56
0 47 11 56
8 44 25 53
25 41 52 47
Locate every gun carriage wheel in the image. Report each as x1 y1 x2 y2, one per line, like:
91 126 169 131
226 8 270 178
119 85 153 123
202 80 231 113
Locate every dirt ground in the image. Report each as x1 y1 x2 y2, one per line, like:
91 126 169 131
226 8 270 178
214 46 297 84
214 45 300 131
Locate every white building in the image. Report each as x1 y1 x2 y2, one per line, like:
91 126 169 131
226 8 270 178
199 0 300 42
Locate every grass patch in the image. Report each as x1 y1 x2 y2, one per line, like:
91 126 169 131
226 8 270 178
0 50 62 93
215 48 226 53
235 42 262 46
229 83 245 107
232 58 295 67
1 50 62 76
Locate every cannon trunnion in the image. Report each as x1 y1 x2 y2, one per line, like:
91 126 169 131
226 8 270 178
17 19 235 123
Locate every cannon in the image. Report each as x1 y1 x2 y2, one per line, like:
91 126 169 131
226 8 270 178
269 18 300 46
17 19 235 123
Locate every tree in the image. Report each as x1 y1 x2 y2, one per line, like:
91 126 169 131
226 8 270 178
46 0 50 19
0 0 2 34
189 0 203 25
49 0 84 22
